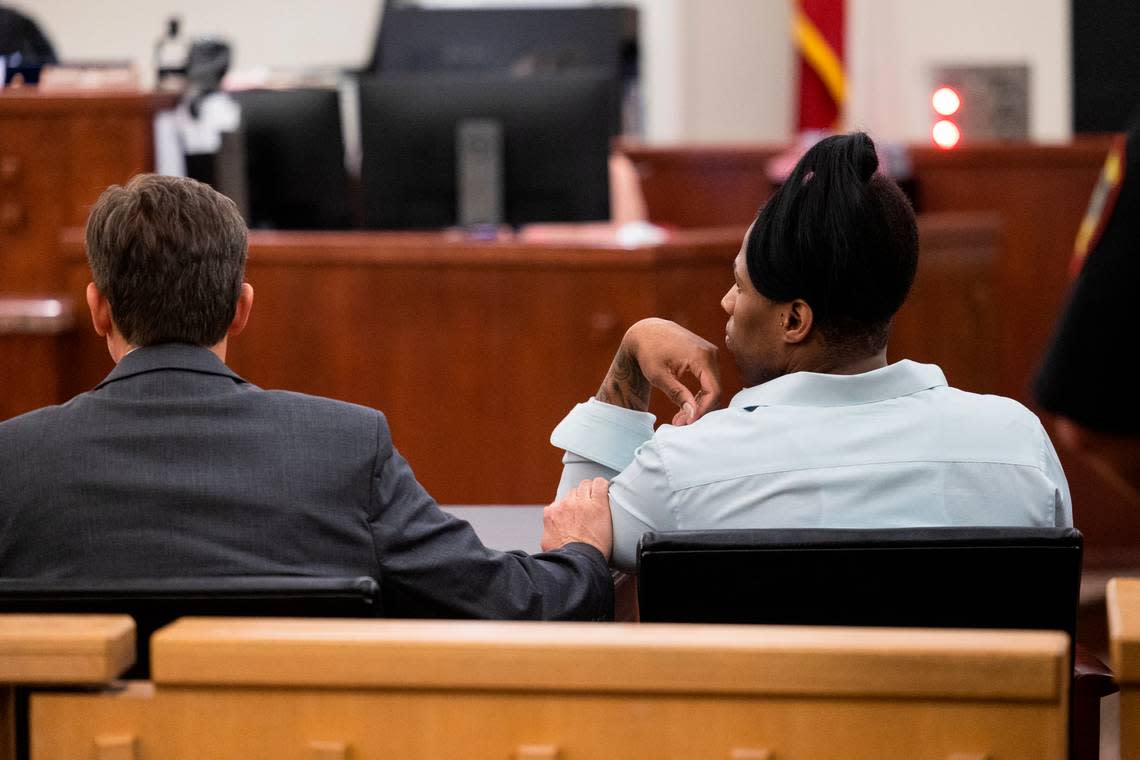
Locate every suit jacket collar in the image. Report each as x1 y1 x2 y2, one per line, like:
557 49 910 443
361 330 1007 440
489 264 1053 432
95 343 247 389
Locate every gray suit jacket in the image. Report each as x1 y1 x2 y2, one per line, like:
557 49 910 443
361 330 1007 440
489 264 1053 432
0 344 612 619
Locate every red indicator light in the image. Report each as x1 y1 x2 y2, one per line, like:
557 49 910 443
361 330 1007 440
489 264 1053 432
932 120 961 149
932 87 962 116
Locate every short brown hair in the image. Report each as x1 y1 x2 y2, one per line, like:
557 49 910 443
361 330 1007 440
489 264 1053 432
85 174 248 347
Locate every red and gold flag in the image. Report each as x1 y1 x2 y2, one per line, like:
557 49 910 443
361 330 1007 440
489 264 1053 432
793 0 846 131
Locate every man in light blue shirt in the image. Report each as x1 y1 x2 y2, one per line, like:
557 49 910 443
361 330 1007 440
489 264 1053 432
550 133 1071 571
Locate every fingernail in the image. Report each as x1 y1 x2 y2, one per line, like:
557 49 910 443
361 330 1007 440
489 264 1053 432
683 402 694 419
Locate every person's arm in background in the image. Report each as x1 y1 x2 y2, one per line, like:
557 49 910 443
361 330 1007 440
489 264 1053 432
551 318 722 569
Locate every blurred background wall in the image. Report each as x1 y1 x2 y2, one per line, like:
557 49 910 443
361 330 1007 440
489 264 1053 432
13 0 1072 143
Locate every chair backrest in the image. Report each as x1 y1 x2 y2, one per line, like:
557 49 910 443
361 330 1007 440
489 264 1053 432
637 527 1082 638
0 575 381 678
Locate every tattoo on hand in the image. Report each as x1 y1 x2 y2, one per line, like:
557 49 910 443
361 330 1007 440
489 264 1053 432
597 347 650 411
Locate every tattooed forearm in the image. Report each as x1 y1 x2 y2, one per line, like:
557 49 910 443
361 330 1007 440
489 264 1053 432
596 346 651 411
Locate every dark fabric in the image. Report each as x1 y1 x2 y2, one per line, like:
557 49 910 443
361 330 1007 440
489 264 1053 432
0 8 57 64
0 344 612 621
1034 105 1140 434
0 575 382 677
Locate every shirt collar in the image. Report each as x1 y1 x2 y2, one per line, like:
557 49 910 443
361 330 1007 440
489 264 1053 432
728 359 947 409
95 343 247 389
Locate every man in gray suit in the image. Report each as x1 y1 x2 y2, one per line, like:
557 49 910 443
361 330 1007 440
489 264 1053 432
0 174 613 619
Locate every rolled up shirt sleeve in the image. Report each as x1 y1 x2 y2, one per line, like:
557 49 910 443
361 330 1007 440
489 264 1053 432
551 398 672 570
551 397 656 499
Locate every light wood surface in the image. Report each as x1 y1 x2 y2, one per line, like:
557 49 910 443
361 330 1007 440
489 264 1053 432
1108 577 1140 759
149 617 1067 700
27 619 1068 760
1109 577 1140 682
0 614 134 683
32 689 1063 760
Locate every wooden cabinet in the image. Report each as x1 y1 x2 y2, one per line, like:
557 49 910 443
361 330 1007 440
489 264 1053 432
0 92 168 294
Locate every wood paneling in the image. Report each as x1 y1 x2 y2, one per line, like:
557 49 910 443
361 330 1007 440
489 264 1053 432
26 617 1069 759
1109 577 1140 759
0 614 135 683
149 617 1067 698
619 140 783 228
0 298 76 420
892 213 1000 394
0 92 168 295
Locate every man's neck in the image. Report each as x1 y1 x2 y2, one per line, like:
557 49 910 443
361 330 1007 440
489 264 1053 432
787 348 888 378
109 337 229 364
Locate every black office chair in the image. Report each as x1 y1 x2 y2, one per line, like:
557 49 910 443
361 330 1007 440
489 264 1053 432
636 526 1112 760
0 575 381 678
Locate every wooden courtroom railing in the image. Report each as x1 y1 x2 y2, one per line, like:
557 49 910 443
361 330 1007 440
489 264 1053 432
0 614 135 760
17 616 1069 759
1109 577 1140 760
0 297 75 421
57 216 997 504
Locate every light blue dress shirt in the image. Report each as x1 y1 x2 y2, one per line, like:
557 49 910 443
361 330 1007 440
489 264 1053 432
552 360 1073 570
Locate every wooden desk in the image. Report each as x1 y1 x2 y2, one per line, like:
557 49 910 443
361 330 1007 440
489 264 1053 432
27 617 1069 759
59 217 994 504
0 92 170 294
0 298 75 420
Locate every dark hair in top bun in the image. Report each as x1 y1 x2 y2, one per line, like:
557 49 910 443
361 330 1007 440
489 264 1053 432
745 131 918 355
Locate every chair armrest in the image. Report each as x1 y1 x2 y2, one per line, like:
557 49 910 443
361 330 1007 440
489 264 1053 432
612 572 639 622
1074 643 1118 698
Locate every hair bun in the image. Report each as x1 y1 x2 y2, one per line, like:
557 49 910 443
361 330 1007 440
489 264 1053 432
851 131 879 183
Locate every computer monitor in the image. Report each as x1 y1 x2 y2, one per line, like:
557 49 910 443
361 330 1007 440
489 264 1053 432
357 73 619 230
366 5 637 81
233 88 352 230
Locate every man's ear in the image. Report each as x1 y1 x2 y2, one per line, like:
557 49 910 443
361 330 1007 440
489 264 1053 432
781 299 814 344
227 283 254 338
85 282 113 338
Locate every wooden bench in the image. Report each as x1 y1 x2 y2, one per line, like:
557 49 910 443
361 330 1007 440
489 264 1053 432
2 615 1070 759
1109 577 1140 759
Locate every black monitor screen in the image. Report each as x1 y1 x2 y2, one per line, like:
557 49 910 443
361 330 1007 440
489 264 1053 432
367 5 637 80
358 73 618 230
234 88 351 230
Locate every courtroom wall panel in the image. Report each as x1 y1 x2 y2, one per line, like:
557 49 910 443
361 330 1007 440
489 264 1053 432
619 140 783 228
0 93 167 294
